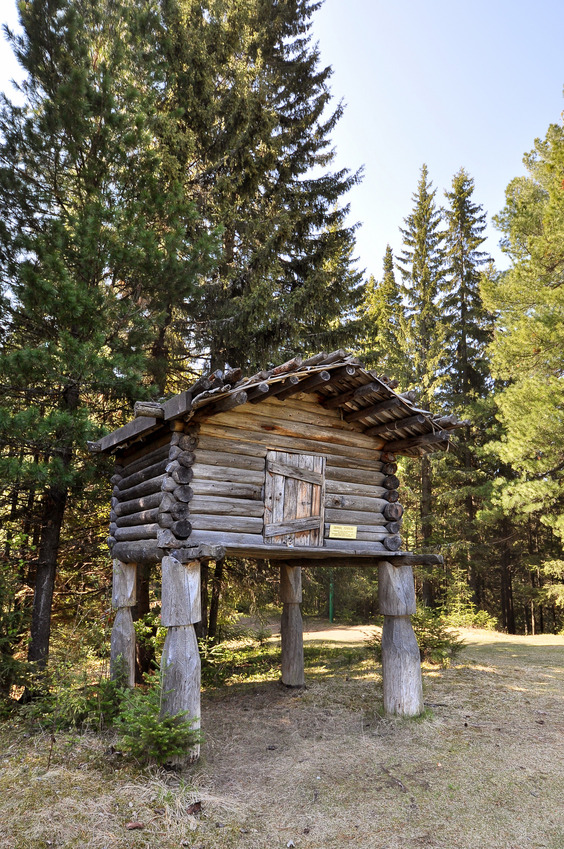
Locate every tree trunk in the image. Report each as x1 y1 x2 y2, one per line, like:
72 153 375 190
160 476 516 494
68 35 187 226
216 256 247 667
132 562 155 682
208 558 224 642
420 453 434 606
194 562 209 639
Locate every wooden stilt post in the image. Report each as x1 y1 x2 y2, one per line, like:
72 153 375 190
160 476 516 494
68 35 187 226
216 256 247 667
378 559 423 716
160 555 201 762
110 560 137 688
280 563 304 687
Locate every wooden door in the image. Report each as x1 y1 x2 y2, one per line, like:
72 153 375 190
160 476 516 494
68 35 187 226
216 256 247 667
263 451 325 546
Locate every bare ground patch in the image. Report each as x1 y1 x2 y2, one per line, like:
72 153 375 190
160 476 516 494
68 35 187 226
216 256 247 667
1 627 563 849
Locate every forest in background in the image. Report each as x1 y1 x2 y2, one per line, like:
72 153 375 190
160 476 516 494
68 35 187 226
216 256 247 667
0 0 563 701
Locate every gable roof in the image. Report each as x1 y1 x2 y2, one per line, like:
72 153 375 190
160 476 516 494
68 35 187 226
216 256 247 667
90 349 467 457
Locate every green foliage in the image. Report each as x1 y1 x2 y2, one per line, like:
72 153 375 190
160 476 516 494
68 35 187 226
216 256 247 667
0 558 30 698
115 669 201 766
411 608 465 666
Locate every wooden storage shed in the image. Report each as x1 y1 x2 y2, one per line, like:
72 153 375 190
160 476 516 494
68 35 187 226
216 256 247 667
90 350 463 760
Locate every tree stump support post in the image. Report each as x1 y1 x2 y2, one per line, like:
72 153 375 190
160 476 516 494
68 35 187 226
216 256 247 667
110 560 137 688
378 559 423 716
160 555 202 762
280 563 305 687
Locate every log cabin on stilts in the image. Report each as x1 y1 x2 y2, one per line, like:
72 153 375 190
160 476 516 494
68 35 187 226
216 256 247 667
89 350 465 762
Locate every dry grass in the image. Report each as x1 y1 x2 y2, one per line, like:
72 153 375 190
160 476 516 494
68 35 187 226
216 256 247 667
1 627 564 849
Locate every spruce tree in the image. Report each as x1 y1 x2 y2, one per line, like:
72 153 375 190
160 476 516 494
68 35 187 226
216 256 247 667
359 245 405 380
396 165 446 595
159 0 362 370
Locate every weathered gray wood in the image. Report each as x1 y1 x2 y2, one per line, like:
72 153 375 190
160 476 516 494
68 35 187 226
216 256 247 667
378 560 416 615
384 490 400 503
198 389 248 416
96 415 161 453
117 474 167 502
319 538 386 551
259 374 300 400
160 625 201 763
280 604 304 686
117 458 169 491
324 524 388 540
383 534 402 551
191 463 265 486
171 520 192 539
159 493 176 513
134 401 165 419
198 421 384 457
160 512 174 528
178 433 197 451
110 608 136 688
157 528 180 548
365 413 426 437
383 475 400 490
322 380 383 409
280 563 302 603
383 502 404 521
115 508 160 528
172 466 193 485
264 516 323 537
170 502 190 521
114 491 163 518
189 515 264 534
188 530 266 548
326 466 385 485
114 524 159 542
193 450 265 471
384 431 449 453
344 397 402 422
112 560 137 608
385 520 403 534
170 544 225 563
177 451 196 468
111 540 161 564
326 479 386 498
162 390 193 421
161 476 177 493
190 495 264 517
266 458 324 486
381 616 423 717
246 381 271 403
325 507 388 526
325 493 388 513
161 556 201 626
174 484 196 502
191 479 263 500
382 463 398 475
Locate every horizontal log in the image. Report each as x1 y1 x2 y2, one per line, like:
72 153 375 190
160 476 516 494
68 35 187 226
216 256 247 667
162 389 193 421
97 416 162 454
246 382 271 403
114 524 160 542
110 473 122 486
170 544 226 563
384 489 399 503
274 370 332 400
189 495 265 518
383 475 400 490
189 515 264 534
198 420 385 457
383 535 402 552
383 502 404 521
115 508 160 528
318 538 386 552
118 474 167 502
114 491 163 518
384 431 449 453
160 512 174 528
162 476 177 492
365 413 426 437
385 521 403 534
171 519 192 539
134 401 164 419
170 502 191 521
322 380 383 410
240 395 372 432
172 465 194 485
344 397 402 423
259 374 300 401
193 449 265 471
191 384 232 411
198 389 248 417
325 507 389 526
117 458 169 492
178 433 197 451
326 479 387 498
191 479 263 500
111 540 162 564
191 462 265 486
177 451 196 468
271 355 303 375
325 493 388 513
158 528 180 548
381 452 396 463
382 463 398 475
326 466 385 485
324 523 388 541
188 529 266 548
174 484 196 503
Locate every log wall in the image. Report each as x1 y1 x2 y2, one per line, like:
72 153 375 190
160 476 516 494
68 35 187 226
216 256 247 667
187 394 403 553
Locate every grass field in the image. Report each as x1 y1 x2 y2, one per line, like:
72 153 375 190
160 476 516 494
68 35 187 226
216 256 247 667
1 624 563 849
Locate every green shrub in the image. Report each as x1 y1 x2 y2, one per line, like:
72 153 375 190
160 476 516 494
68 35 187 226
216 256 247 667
367 609 465 668
115 668 201 766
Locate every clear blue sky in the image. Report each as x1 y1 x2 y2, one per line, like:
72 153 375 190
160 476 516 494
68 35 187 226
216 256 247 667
1 0 562 278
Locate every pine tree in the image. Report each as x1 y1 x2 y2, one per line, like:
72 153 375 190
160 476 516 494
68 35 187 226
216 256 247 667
0 0 216 668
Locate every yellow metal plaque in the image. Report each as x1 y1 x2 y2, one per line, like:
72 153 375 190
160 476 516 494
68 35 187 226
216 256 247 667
329 524 357 540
